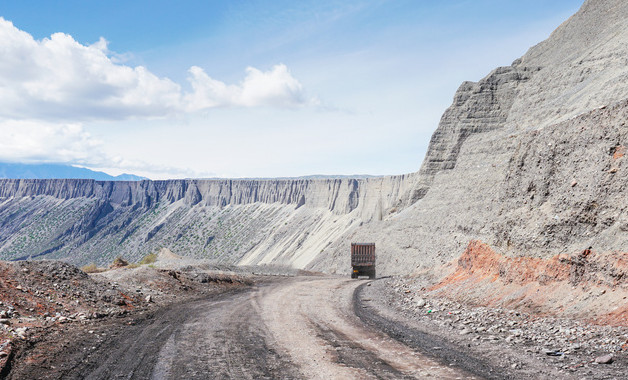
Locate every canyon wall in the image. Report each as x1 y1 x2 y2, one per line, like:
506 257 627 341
0 174 419 267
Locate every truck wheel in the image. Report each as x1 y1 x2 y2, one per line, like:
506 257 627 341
351 272 357 279
369 270 376 279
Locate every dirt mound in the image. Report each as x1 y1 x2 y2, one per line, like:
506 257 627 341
430 241 628 326
109 257 130 269
0 258 251 377
0 260 143 375
0 260 140 319
157 247 181 261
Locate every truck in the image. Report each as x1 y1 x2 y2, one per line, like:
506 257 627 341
351 243 376 279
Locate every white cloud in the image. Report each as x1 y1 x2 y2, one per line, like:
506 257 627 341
0 118 209 179
0 120 102 164
0 20 182 121
0 17 314 175
185 64 309 110
0 17 311 123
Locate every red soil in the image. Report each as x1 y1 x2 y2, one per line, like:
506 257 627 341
431 241 628 326
613 145 626 159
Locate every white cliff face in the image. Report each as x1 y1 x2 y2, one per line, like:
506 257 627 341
0 175 417 213
3 0 628 276
0 174 419 268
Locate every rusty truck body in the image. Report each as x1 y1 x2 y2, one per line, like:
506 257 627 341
351 243 376 279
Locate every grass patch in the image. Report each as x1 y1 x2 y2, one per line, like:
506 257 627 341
81 263 106 273
139 252 158 265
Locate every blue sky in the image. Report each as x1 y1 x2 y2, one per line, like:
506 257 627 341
0 0 583 179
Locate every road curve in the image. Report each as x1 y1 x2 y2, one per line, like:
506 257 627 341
257 276 476 379
9 276 480 379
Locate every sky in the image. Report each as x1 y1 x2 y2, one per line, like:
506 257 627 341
0 0 584 179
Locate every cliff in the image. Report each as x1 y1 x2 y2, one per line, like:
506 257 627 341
308 0 628 275
0 175 419 266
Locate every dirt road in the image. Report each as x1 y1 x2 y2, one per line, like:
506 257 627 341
258 277 477 379
8 277 482 379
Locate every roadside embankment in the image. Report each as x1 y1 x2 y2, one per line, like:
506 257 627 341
358 272 628 380
0 258 250 378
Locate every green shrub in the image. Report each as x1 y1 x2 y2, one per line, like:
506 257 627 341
81 263 105 273
139 252 158 265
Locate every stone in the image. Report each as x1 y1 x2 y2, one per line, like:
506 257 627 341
15 327 27 339
594 354 613 364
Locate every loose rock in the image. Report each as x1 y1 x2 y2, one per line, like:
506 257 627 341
594 354 613 364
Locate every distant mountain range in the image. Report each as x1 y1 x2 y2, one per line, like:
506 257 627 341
0 163 146 181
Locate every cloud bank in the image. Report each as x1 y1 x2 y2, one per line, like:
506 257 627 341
0 120 99 164
0 17 310 122
0 17 313 174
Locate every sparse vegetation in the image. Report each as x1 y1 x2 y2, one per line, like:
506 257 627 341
139 252 158 265
110 256 129 268
81 263 106 273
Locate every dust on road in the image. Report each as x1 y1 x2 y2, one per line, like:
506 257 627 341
259 277 476 379
8 277 479 379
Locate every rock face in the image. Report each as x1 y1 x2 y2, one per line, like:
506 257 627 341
309 0 628 275
416 65 538 197
0 175 419 266
2 0 628 276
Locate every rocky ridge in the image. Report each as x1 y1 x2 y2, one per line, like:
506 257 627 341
0 174 418 267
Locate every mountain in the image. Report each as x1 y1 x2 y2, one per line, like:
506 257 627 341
0 163 146 181
0 0 627 294
0 176 416 265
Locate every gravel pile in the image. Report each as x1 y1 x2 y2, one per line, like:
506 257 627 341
0 259 250 376
378 277 628 379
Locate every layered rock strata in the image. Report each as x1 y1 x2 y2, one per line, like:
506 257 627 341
0 175 418 266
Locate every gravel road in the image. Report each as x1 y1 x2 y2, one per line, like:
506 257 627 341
8 276 484 379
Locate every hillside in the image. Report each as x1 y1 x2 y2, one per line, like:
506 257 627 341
314 0 628 273
0 175 418 266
